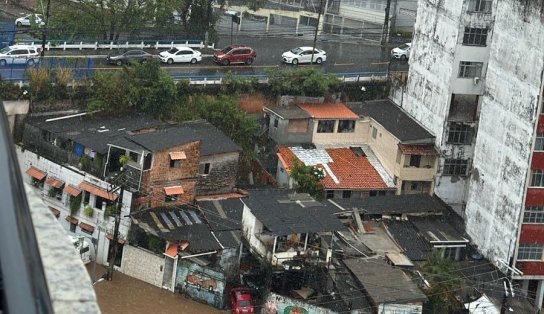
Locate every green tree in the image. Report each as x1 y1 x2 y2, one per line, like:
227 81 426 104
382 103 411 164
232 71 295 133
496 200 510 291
422 249 463 313
69 194 82 216
290 160 325 200
88 61 177 119
266 68 341 97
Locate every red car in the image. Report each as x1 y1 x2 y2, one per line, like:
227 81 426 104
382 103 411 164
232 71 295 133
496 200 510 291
213 45 256 66
230 287 254 313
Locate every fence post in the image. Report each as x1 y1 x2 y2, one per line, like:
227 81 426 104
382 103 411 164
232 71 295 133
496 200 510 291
110 41 113 50
80 42 83 50
94 42 98 50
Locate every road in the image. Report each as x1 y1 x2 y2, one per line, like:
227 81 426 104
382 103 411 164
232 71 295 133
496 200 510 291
0 35 409 80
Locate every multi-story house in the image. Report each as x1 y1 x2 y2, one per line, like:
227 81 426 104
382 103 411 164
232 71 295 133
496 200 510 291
21 114 241 266
391 0 544 308
266 101 439 195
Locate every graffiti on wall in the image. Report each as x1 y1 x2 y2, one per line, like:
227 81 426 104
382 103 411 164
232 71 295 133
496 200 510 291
185 274 218 292
264 292 337 314
176 259 226 309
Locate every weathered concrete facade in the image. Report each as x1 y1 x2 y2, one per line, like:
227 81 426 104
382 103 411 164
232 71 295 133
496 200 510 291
197 152 240 195
120 245 165 288
396 0 544 308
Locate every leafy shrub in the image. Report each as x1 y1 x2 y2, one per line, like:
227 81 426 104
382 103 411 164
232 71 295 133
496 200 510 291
69 194 82 216
83 205 94 218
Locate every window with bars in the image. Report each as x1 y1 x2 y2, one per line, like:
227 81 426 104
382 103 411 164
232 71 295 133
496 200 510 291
463 28 488 46
458 61 483 78
317 120 335 133
517 244 544 260
443 159 468 176
524 206 544 223
468 0 492 13
536 133 544 151
531 169 544 187
447 123 472 145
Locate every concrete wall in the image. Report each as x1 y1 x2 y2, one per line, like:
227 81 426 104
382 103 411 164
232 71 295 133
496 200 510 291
268 115 313 145
312 119 368 146
466 1 544 263
197 152 240 195
176 259 226 309
367 118 400 176
241 202 271 260
263 292 338 314
120 245 165 288
2 100 29 134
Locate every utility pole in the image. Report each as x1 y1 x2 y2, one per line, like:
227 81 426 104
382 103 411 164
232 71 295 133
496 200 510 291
381 0 392 47
40 0 51 57
389 0 399 38
311 0 325 64
106 184 123 281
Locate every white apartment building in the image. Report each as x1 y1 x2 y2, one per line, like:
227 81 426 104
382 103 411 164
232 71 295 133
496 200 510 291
392 0 544 308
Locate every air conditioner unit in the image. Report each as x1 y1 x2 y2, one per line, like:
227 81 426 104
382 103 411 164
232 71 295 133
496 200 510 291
473 76 480 85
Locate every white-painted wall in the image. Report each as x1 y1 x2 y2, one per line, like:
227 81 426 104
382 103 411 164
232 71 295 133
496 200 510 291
17 147 132 265
465 1 544 262
120 245 165 288
241 203 271 261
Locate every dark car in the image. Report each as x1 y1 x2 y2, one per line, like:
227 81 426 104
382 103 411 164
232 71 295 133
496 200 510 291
230 287 255 314
106 50 154 66
213 45 256 66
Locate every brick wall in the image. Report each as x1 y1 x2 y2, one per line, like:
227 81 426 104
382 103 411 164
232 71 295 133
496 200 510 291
139 141 200 207
120 245 165 288
197 152 239 195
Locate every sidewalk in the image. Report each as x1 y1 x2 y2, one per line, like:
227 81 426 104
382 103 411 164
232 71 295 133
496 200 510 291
88 264 227 314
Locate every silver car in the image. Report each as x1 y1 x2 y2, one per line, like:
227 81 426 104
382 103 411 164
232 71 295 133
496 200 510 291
0 46 40 66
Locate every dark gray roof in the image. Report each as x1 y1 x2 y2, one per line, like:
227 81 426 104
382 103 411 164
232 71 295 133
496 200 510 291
131 206 236 252
127 120 241 155
347 100 435 143
330 194 447 215
343 258 428 304
27 115 160 154
264 105 311 120
410 216 469 243
197 198 244 231
384 220 431 261
242 190 346 236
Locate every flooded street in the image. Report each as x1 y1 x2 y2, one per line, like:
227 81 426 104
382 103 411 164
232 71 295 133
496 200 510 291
88 265 227 314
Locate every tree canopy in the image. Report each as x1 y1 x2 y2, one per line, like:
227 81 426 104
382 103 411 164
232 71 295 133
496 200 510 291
41 0 218 41
266 68 342 97
422 249 463 313
290 161 325 200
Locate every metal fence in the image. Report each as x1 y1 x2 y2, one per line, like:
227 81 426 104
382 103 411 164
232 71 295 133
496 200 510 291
0 58 95 82
15 39 213 51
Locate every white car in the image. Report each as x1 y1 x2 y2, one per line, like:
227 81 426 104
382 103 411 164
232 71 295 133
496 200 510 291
282 47 327 65
0 45 40 66
159 47 202 64
391 42 411 60
15 14 44 27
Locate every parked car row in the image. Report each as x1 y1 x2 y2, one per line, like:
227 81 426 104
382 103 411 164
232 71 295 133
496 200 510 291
105 44 329 67
0 45 40 66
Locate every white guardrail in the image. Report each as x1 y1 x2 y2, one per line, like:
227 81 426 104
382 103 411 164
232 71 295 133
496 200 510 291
15 41 214 51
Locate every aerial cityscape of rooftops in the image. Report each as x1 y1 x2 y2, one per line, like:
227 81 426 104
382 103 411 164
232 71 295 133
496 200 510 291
1 0 543 313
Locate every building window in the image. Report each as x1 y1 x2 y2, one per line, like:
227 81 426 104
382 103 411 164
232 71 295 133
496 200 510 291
129 151 139 163
165 195 178 202
517 244 544 260
409 155 421 167
443 159 468 176
342 190 352 199
369 190 387 197
458 61 483 78
170 159 182 168
535 133 544 151
371 127 377 139
200 163 211 175
524 206 544 223
317 120 335 133
463 27 488 46
468 0 492 13
273 118 279 128
531 169 544 187
326 190 335 199
448 94 478 122
337 120 355 133
447 123 472 145
70 222 77 233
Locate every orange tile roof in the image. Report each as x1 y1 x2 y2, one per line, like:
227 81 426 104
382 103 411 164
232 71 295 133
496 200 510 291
195 193 245 201
164 186 184 195
297 103 359 119
165 245 178 257
106 233 126 245
398 144 438 156
276 146 389 190
276 146 300 174
46 177 65 189
169 151 187 160
79 222 95 233
323 148 388 190
65 216 78 224
26 166 46 180
79 182 118 201
64 185 82 197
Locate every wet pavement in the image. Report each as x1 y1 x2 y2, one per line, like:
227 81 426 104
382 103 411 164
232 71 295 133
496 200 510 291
88 264 227 314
